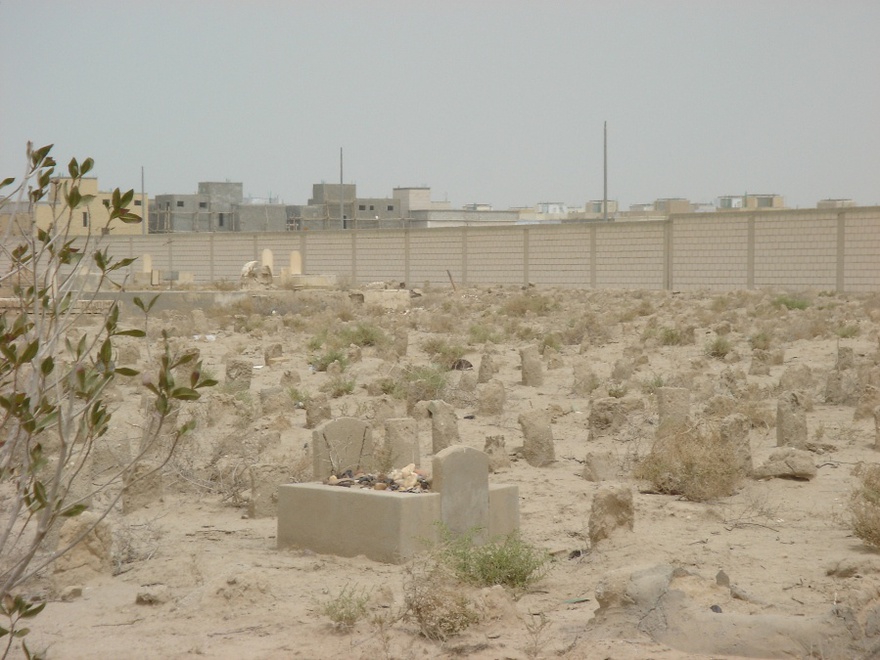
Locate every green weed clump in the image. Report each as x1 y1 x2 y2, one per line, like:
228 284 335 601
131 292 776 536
774 294 810 310
319 584 370 632
402 364 448 405
311 348 348 372
500 293 558 317
436 529 551 594
633 427 741 502
850 463 880 549
705 336 732 359
658 326 687 346
421 337 467 369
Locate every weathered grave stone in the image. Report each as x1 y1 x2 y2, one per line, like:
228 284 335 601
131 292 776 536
280 368 301 387
874 405 880 451
749 349 772 376
837 346 855 371
544 346 564 370
312 417 373 479
123 460 164 513
825 369 858 405
589 397 645 438
484 435 510 472
582 451 618 482
259 386 288 415
225 357 252 392
572 361 599 397
657 387 690 438
518 409 555 467
777 391 807 449
478 379 506 415
753 447 816 480
477 352 498 384
720 412 753 476
53 511 112 589
855 366 880 420
248 463 289 518
305 395 331 429
393 327 408 357
589 483 634 545
383 417 421 470
428 400 459 454
432 445 489 542
264 342 283 364
520 345 544 387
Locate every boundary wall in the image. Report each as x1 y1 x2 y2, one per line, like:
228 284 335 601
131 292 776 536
4 207 879 293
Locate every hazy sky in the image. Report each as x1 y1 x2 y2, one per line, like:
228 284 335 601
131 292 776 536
2 1 878 210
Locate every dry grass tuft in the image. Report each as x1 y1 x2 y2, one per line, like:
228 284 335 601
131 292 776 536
633 425 741 501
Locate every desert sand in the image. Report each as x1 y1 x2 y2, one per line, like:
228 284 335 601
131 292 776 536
17 285 880 659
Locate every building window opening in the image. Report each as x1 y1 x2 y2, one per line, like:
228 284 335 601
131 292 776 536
176 200 184 208
82 211 89 227
218 213 225 227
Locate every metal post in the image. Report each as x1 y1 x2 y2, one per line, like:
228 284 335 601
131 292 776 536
603 121 608 222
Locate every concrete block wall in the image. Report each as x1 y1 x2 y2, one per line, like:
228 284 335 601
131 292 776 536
594 221 666 289
754 214 837 289
466 226 526 287
528 225 591 288
673 216 749 290
844 212 880 290
7 206 878 294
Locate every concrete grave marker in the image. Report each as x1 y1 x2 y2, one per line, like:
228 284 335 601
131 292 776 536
312 417 373 479
432 445 489 542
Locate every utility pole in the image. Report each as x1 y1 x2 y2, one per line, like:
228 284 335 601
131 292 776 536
603 121 608 222
141 166 146 234
340 147 344 229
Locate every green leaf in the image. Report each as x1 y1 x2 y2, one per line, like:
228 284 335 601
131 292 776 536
114 329 145 338
99 338 112 365
67 186 81 209
170 387 200 401
20 340 39 365
21 601 45 618
114 367 139 377
81 157 94 175
0 625 8 637
0 177 14 190
60 503 87 517
13 627 30 638
33 480 47 506
40 356 54 375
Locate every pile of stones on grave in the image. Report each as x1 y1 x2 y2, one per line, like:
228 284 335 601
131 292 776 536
324 463 431 492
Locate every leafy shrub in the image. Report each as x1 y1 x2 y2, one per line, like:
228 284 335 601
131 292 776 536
311 348 348 372
469 323 503 345
749 331 772 351
850 463 880 548
500 293 558 317
436 529 551 594
836 324 860 338
320 584 370 632
659 326 686 346
402 364 448 405
774 294 810 310
633 426 741 502
403 561 480 641
321 376 355 398
705 336 732 359
421 337 467 369
336 322 388 348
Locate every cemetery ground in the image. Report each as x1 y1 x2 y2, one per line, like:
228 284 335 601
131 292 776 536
16 286 880 659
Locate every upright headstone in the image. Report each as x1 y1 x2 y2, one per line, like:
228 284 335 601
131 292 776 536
477 352 498 384
520 345 543 387
588 484 634 546
777 391 807 449
657 387 690 438
478 379 506 415
518 409 555 467
248 463 289 518
432 445 490 543
428 400 459 454
720 412 753 475
311 417 373 479
484 435 511 472
384 417 421 470
225 358 252 393
873 405 880 451
305 395 331 429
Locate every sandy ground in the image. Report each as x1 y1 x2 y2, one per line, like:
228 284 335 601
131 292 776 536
13 286 880 659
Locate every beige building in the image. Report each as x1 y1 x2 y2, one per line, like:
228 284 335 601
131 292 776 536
27 177 148 236
716 194 784 211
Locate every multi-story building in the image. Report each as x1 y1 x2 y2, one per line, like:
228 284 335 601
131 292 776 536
716 194 785 211
0 177 149 237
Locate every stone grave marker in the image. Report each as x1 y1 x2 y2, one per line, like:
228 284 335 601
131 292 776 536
312 417 373 479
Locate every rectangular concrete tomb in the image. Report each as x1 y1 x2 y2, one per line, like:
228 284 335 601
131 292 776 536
277 445 519 564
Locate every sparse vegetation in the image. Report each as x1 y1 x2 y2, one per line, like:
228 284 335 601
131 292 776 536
774 294 810 311
311 348 348 372
500 292 558 317
421 337 467 369
705 336 732 359
850 463 880 549
434 529 551 595
633 426 742 501
319 584 370 632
